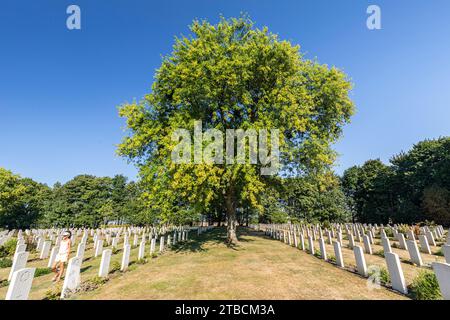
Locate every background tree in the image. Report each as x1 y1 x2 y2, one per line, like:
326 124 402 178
118 15 354 243
0 168 50 229
342 137 450 226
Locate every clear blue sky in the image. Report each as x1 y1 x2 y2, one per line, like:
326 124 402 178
1 0 449 186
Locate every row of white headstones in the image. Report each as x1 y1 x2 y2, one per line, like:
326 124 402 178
259 223 450 299
2 225 214 300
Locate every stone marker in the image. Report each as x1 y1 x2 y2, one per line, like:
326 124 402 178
15 244 27 255
307 236 314 255
353 245 367 277
425 231 436 247
94 239 103 258
381 237 392 254
159 236 165 252
397 233 407 250
77 243 86 261
348 233 355 249
133 234 139 247
112 237 118 248
138 241 146 260
326 231 332 245
8 251 29 281
5 267 36 300
299 233 305 251
385 252 408 294
442 245 450 264
150 238 156 254
319 238 327 261
419 235 431 254
333 241 344 268
432 262 450 300
363 235 372 255
121 244 131 271
48 246 59 268
98 249 112 277
406 240 423 266
337 232 343 246
406 230 415 241
61 256 82 299
40 240 51 259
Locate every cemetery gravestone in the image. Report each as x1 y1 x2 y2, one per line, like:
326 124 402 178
8 251 29 281
385 252 408 294
5 268 36 300
98 249 112 278
61 256 82 299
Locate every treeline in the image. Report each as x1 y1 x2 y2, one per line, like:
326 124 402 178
1 137 449 229
342 137 450 225
0 170 147 229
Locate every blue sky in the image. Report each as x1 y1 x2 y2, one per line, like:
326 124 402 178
1 0 449 186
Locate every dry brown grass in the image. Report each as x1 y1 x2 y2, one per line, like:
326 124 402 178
73 228 407 300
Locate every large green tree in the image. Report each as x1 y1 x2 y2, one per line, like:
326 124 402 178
0 167 50 229
118 16 354 243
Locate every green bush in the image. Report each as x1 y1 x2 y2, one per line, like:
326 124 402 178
384 229 394 238
110 261 121 273
35 267 52 277
409 271 442 300
0 279 9 288
328 255 336 264
43 287 61 300
0 258 13 268
0 238 18 258
368 266 390 286
374 250 385 258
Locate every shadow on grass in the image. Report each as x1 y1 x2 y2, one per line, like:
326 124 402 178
171 226 258 253
80 266 92 273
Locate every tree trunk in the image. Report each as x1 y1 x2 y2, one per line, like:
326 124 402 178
225 188 238 244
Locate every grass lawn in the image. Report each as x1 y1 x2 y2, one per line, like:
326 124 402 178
72 227 407 300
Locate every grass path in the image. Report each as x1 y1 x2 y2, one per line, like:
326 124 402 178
76 227 406 300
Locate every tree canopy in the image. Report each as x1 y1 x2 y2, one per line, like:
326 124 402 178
117 16 354 243
342 137 450 225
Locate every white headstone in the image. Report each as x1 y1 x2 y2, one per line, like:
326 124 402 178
150 238 156 254
8 251 29 281
425 230 436 247
48 246 60 268
419 235 431 254
307 236 314 255
121 244 131 271
98 249 112 278
319 238 327 260
353 245 367 277
40 240 52 259
299 233 305 251
61 256 82 299
159 236 165 252
5 267 35 300
432 262 450 300
76 243 86 261
381 236 392 254
348 233 355 249
333 241 344 268
406 240 423 266
385 252 408 294
442 245 450 264
397 233 407 250
138 241 146 260
363 235 372 255
94 239 103 257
